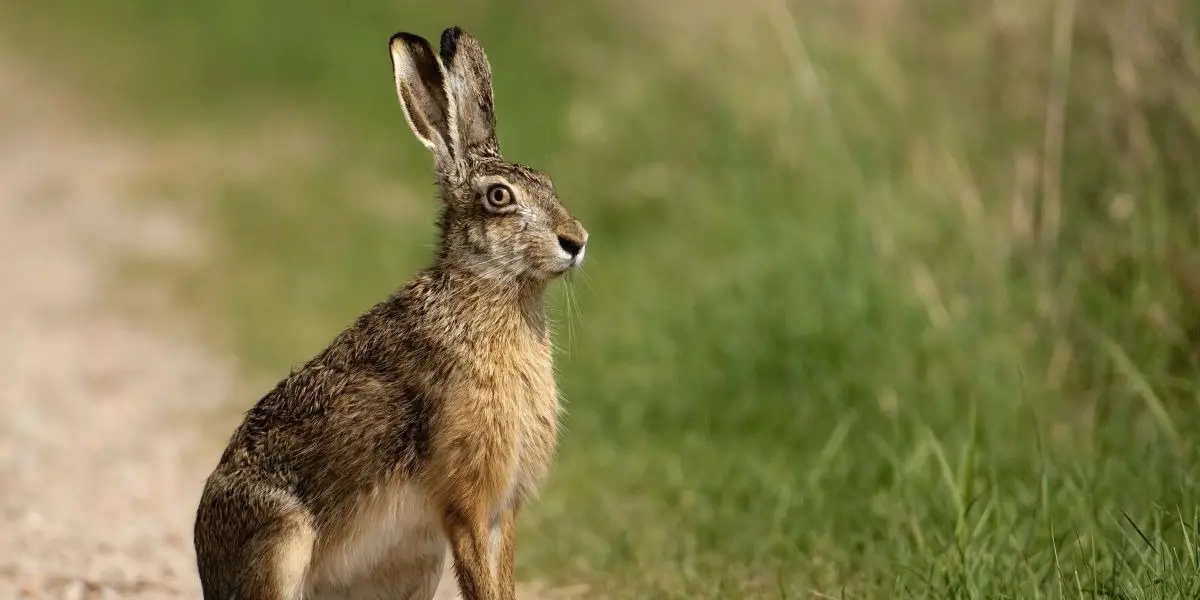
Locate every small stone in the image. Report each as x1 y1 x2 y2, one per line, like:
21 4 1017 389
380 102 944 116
63 581 85 600
17 578 41 598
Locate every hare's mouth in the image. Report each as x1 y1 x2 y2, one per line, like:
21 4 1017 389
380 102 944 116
550 243 584 274
569 247 586 268
549 251 583 275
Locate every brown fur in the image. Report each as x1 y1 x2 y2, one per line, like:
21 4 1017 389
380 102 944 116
193 26 587 600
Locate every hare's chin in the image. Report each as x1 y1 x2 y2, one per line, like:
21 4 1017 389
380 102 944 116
545 259 576 277
554 246 584 267
550 252 584 274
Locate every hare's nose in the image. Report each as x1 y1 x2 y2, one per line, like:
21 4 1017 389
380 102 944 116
557 234 585 257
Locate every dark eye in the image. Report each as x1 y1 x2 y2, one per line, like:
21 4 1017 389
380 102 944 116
485 184 514 210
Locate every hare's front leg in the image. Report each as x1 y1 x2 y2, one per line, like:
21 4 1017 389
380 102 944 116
494 505 520 600
434 461 512 599
443 507 499 600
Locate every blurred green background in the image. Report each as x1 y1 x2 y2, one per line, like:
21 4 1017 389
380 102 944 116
4 0 1200 597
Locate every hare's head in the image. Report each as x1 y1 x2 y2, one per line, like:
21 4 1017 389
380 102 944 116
389 27 588 283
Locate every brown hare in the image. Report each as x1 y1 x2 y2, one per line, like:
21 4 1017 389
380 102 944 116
193 26 588 600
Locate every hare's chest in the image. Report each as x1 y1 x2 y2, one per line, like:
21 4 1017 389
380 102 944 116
496 353 560 504
442 335 560 515
514 373 561 495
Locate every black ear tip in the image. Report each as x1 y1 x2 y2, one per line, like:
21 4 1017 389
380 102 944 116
388 31 410 46
439 26 464 63
389 31 427 52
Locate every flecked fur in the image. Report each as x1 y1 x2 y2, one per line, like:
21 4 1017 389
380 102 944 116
193 26 588 600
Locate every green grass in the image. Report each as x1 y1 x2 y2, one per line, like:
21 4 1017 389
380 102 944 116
6 0 1200 597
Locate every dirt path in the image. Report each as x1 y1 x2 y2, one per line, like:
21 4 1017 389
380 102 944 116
0 59 236 598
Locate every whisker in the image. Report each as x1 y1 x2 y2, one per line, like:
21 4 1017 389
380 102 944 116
575 263 594 293
564 279 576 358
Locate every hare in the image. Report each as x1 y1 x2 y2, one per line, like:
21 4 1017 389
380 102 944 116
193 26 588 600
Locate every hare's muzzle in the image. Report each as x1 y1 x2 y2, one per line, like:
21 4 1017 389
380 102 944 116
556 221 588 268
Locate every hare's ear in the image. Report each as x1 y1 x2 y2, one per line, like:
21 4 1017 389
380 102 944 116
389 32 460 173
438 27 499 158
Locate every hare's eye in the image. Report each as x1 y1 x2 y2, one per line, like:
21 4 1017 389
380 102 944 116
485 184 514 210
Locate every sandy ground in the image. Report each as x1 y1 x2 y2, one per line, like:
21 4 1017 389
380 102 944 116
0 60 566 600
0 56 235 598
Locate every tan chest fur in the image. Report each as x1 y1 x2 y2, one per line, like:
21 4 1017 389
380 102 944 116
482 329 560 509
428 319 560 521
501 336 560 503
